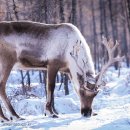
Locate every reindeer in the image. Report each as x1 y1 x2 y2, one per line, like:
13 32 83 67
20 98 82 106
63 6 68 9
0 21 124 121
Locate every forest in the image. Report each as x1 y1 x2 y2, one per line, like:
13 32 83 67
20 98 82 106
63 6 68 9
0 0 130 129
0 0 130 96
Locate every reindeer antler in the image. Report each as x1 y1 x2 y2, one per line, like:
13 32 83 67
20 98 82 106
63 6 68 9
70 52 84 75
96 36 125 86
70 40 84 74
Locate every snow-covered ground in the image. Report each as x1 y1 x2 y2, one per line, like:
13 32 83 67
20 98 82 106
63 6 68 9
0 66 130 130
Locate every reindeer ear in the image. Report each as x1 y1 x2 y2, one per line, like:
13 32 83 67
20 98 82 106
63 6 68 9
77 72 82 80
77 72 84 85
95 73 100 82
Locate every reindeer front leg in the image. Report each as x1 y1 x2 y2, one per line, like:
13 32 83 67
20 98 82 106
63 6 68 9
45 64 59 118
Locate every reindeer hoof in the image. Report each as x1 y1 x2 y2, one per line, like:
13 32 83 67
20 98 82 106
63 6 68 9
0 117 9 123
9 115 22 121
51 114 58 118
44 112 58 118
92 112 98 116
1 120 4 123
18 117 25 120
1 119 9 123
44 113 46 116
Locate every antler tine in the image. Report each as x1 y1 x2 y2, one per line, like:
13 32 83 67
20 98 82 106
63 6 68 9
96 36 125 86
70 52 84 75
70 40 84 75
102 37 118 58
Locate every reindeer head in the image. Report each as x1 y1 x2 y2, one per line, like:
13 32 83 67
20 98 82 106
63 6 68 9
77 72 98 117
76 37 124 117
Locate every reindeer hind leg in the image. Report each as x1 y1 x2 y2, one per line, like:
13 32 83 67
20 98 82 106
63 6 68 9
0 105 9 122
0 63 21 120
0 47 21 121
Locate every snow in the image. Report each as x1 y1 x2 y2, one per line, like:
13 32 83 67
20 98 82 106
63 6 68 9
1 66 130 130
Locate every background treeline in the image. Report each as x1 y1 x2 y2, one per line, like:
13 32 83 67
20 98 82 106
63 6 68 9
0 0 130 95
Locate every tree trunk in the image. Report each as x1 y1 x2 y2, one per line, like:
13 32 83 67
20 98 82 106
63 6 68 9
121 2 129 67
12 0 19 21
127 0 130 21
71 0 77 25
79 0 84 33
91 0 98 70
64 74 69 95
44 0 49 23
39 71 43 83
59 0 65 22
108 0 118 69
43 70 47 96
99 0 105 67
5 0 12 20
26 71 31 91
20 70 26 95
126 0 130 33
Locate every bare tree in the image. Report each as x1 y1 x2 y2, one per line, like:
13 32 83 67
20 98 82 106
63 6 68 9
121 2 129 67
5 0 12 20
59 0 65 22
78 0 84 33
108 0 118 69
126 0 130 33
20 70 26 95
71 0 77 25
91 0 98 70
